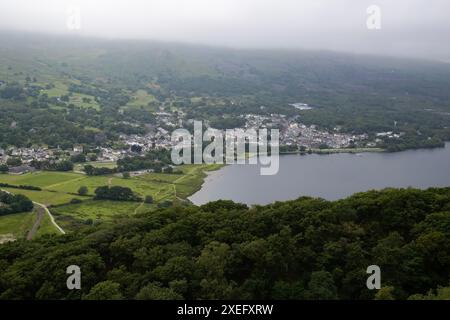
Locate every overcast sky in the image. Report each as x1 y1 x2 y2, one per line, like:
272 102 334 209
0 0 449 61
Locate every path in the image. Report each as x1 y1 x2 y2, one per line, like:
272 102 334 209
1 188 65 238
45 176 86 189
133 201 145 214
33 201 66 235
26 205 45 240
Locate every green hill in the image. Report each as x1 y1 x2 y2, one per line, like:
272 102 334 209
1 187 449 300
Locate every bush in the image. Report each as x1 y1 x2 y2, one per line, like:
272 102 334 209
0 164 8 173
78 186 88 196
144 195 154 204
6 157 22 166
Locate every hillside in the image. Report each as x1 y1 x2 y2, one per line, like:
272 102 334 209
0 187 449 300
1 32 450 151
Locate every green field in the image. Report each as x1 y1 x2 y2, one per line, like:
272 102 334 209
51 200 142 221
0 188 85 206
69 92 101 110
41 82 69 97
0 209 59 243
0 171 82 187
122 89 156 111
74 161 117 171
0 212 34 243
0 164 222 234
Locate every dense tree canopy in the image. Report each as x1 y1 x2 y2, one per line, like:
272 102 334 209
0 187 449 300
0 191 34 216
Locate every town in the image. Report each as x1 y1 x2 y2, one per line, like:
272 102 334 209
0 106 400 174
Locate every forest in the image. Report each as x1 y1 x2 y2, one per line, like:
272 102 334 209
0 187 449 300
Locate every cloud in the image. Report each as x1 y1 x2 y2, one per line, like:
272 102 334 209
0 0 449 61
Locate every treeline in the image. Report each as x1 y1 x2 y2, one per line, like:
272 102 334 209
30 160 74 172
0 183 41 191
84 165 116 176
0 191 34 216
0 187 449 300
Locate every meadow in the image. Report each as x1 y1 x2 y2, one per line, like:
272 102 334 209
0 207 60 243
0 163 222 233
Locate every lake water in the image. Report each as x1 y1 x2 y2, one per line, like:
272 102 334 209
189 143 450 205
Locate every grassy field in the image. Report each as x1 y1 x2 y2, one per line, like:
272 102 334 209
0 163 222 233
0 188 85 206
74 161 117 171
0 212 34 243
0 209 59 243
122 89 156 111
0 171 82 187
69 93 101 110
51 200 142 221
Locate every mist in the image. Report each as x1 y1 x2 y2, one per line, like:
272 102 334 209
0 0 449 62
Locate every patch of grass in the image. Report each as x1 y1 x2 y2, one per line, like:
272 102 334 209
0 171 82 188
41 82 69 97
74 161 117 171
123 89 156 111
69 92 101 110
1 164 222 233
35 212 61 237
51 199 141 221
0 212 34 241
0 188 85 206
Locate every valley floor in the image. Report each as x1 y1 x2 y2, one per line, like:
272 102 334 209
0 163 222 240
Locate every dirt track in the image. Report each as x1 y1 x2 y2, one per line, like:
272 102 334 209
26 206 45 240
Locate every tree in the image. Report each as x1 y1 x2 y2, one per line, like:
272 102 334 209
305 271 338 300
70 154 86 163
144 195 154 204
122 172 130 179
84 165 94 176
94 186 141 202
84 281 123 300
0 164 8 173
409 282 450 300
157 200 173 208
78 186 88 196
163 166 173 174
375 286 396 300
135 283 182 300
51 160 74 172
130 145 142 153
6 157 22 166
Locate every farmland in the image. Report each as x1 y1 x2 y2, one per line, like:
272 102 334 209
0 163 221 233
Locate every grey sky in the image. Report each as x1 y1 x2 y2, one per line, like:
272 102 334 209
0 0 449 61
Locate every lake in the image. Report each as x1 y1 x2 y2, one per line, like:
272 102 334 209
189 142 450 205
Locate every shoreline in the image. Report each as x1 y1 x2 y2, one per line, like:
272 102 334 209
280 147 385 155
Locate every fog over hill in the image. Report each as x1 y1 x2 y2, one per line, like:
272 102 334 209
0 0 449 62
